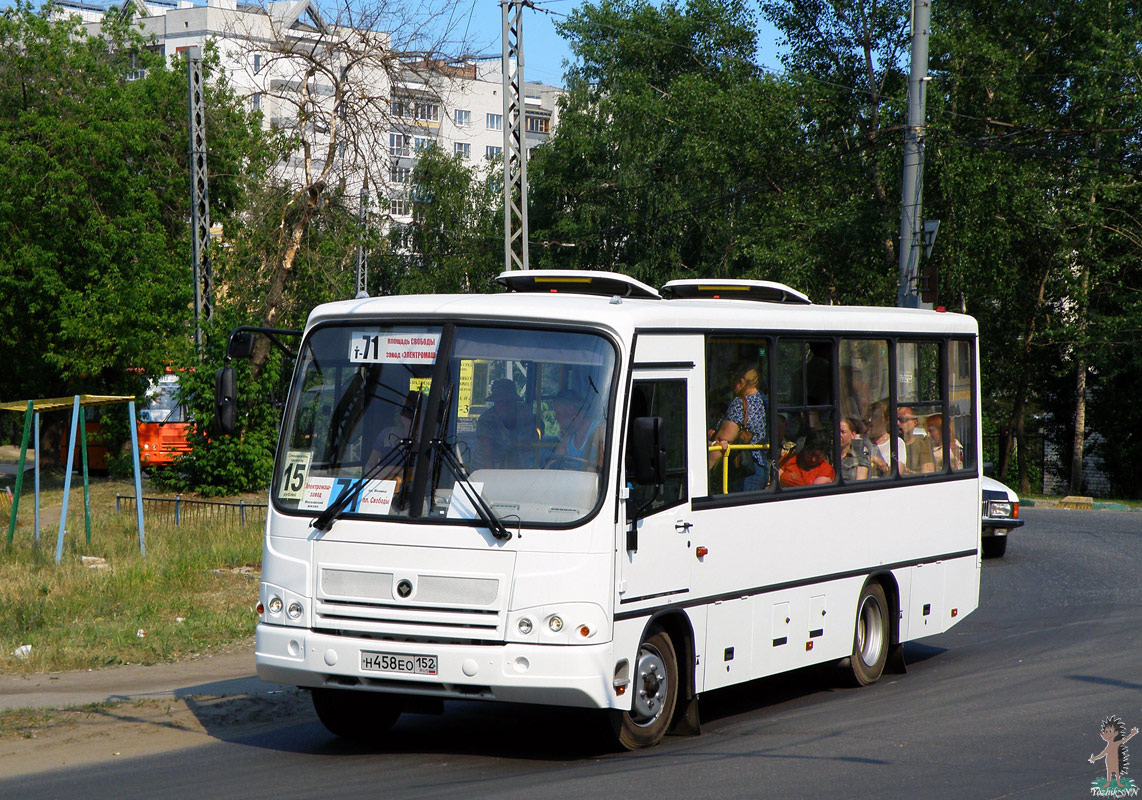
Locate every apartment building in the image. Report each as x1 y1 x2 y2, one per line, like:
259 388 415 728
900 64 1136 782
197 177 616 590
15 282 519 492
54 0 563 221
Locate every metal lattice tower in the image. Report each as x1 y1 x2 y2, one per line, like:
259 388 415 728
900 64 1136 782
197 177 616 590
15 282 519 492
187 46 213 353
502 0 529 271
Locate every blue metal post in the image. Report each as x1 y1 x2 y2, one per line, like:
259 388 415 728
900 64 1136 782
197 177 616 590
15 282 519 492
56 396 81 564
128 400 145 557
34 411 40 545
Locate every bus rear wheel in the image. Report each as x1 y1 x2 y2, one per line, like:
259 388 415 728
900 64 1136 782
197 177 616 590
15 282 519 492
612 629 679 750
849 582 889 686
312 688 404 741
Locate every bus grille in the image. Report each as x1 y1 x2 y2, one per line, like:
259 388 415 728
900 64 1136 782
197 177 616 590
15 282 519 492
315 567 505 642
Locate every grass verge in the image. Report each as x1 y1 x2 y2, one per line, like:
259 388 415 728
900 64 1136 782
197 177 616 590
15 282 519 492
1 472 264 674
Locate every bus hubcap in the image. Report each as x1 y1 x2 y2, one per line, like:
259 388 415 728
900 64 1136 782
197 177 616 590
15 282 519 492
631 645 668 726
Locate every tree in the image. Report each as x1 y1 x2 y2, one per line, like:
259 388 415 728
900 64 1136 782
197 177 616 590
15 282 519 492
926 0 1142 493
760 0 911 298
201 0 480 372
381 144 500 295
530 1 788 285
0 4 268 414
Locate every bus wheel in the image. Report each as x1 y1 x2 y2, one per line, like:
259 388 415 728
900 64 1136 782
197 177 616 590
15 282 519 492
850 583 889 686
312 688 404 741
613 629 678 750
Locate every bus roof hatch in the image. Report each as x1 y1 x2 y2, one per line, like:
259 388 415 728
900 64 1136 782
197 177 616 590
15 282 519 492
496 270 662 300
660 279 811 305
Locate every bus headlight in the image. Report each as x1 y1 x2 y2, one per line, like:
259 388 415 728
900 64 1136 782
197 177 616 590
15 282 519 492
507 604 607 644
268 596 283 615
287 601 303 619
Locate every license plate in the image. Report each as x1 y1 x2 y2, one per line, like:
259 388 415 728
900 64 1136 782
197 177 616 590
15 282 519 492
361 650 438 675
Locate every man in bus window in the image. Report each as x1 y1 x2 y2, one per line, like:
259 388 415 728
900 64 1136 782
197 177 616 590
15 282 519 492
708 362 769 491
866 401 904 477
475 378 540 470
898 406 935 475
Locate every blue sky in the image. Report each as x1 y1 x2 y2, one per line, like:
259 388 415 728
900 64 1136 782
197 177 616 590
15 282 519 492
446 0 784 88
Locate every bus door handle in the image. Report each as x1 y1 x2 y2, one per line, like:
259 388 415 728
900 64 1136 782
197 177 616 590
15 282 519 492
675 520 693 533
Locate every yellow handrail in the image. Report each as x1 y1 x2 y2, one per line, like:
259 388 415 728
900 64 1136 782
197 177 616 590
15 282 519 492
708 443 769 494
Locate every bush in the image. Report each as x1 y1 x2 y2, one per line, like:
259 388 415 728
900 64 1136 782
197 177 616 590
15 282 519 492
151 347 291 497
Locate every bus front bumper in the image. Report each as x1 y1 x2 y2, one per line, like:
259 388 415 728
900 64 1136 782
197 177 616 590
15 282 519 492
256 623 621 710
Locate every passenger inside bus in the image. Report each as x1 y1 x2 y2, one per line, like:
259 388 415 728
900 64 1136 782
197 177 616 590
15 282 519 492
925 412 963 471
865 401 904 478
474 378 540 470
707 361 769 492
839 417 871 481
898 405 936 475
777 428 835 487
546 388 603 470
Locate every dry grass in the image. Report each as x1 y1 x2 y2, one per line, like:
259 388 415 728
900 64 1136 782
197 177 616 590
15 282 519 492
0 472 264 674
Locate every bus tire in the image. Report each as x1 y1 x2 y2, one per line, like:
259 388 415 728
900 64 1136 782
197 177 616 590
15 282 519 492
612 629 679 750
312 688 404 741
849 582 889 687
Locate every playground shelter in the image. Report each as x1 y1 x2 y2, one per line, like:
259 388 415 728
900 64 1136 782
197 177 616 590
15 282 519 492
0 395 145 563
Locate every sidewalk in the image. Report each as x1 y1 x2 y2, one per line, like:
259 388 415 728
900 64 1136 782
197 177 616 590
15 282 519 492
0 642 280 712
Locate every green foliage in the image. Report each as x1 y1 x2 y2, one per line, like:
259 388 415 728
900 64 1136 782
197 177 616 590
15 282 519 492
375 145 501 295
150 327 290 496
925 0 1142 492
0 3 271 405
529 0 902 303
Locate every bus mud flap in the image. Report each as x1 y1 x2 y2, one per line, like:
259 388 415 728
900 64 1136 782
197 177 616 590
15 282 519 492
885 643 907 675
669 694 701 737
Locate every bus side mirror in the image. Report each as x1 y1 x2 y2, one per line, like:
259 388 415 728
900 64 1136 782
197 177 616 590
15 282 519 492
627 416 666 486
227 332 255 360
215 366 236 436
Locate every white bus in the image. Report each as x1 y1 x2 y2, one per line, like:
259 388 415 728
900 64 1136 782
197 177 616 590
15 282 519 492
236 270 981 749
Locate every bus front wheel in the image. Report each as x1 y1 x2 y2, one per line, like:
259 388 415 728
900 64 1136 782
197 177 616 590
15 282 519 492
849 582 889 686
312 687 404 741
612 629 679 750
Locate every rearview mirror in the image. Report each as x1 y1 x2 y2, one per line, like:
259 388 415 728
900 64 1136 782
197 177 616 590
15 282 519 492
215 366 236 436
627 416 666 486
226 332 255 360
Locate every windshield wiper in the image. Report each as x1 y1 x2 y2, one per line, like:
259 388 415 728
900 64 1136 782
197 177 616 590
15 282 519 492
311 438 413 532
432 440 513 541
312 389 426 532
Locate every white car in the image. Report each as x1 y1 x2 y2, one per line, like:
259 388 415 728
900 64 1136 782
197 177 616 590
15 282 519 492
981 475 1025 558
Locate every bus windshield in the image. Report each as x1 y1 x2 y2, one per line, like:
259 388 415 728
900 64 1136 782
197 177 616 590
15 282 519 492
274 323 617 528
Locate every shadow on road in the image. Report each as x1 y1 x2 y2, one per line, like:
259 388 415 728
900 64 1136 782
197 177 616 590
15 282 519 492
160 640 949 762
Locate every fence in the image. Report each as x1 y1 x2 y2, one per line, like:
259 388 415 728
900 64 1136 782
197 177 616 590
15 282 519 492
116 494 267 528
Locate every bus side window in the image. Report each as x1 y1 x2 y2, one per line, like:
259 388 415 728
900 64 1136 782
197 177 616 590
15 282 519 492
840 339 890 480
705 337 771 495
775 339 836 489
628 380 688 515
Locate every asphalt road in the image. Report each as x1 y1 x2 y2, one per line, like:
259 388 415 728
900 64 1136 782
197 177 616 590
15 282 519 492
5 507 1141 800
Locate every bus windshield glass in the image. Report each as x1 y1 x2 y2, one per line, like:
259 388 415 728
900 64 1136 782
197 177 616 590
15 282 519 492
274 323 617 527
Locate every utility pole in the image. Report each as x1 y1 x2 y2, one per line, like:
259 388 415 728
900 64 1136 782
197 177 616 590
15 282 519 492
896 0 931 308
187 46 213 354
502 0 529 271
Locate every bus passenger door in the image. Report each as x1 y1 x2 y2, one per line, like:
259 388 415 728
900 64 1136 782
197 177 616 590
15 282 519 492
620 374 694 608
